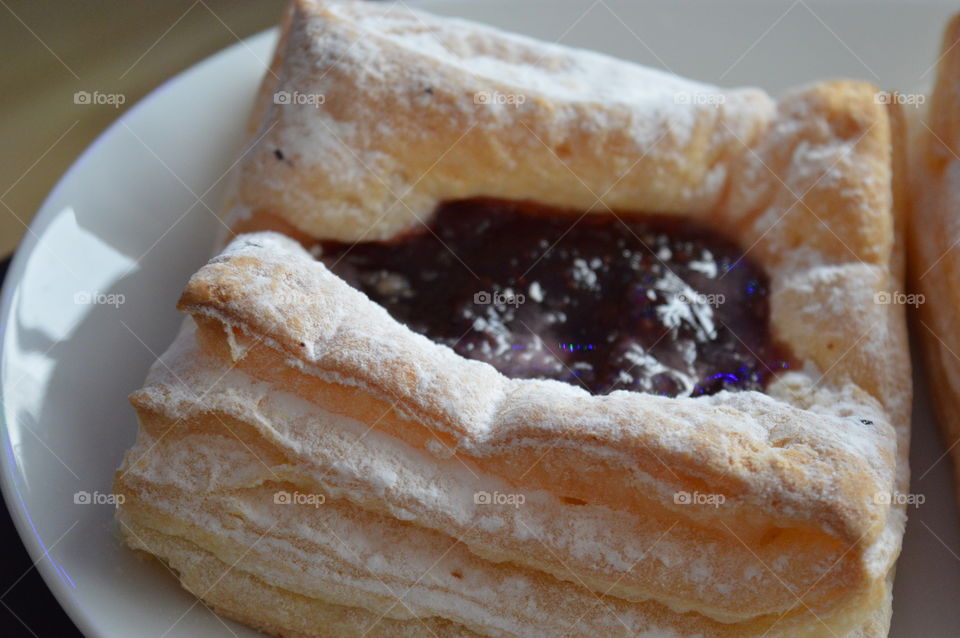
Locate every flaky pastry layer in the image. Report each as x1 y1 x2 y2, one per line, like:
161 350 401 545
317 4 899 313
118 318 890 637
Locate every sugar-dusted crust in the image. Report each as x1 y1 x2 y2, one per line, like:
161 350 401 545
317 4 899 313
911 13 960 498
228 0 774 241
117 316 895 637
117 459 890 638
116 1 911 636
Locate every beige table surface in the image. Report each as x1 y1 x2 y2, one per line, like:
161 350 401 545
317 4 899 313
0 0 282 257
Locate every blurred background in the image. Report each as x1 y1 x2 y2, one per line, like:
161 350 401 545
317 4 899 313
0 0 282 258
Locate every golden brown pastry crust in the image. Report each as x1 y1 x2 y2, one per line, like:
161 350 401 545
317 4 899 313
228 0 774 242
911 13 960 499
116 1 911 636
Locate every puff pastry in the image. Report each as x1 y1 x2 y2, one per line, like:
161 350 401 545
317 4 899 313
115 1 911 636
911 14 960 503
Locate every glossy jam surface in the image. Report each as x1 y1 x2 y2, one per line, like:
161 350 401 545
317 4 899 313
319 200 790 396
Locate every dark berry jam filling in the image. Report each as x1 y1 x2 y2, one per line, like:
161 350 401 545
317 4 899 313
318 199 791 397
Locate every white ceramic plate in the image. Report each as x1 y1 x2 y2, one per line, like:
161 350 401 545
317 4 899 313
3 1 960 636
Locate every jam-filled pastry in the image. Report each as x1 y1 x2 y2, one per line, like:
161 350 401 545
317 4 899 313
911 14 960 501
115 1 911 636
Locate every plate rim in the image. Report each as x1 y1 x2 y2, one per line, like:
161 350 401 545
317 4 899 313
0 27 278 638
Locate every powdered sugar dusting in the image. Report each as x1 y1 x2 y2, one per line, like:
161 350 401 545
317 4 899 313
232 0 775 242
121 317 892 635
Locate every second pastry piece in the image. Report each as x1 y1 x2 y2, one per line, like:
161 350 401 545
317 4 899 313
911 13 960 503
